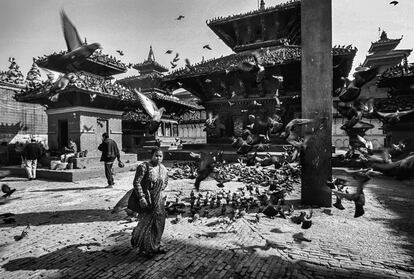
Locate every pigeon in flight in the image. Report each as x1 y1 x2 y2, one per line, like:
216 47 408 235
116 50 124 56
203 44 212 50
376 109 414 125
134 89 166 134
173 53 180 63
165 50 173 54
176 15 185 20
59 10 101 70
389 1 399 5
170 62 177 69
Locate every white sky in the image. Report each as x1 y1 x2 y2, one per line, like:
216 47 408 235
0 0 413 79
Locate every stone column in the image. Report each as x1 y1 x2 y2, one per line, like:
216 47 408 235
300 0 332 206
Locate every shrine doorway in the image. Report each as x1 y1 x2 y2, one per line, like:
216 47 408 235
58 120 68 149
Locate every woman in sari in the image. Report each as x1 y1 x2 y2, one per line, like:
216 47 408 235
131 147 168 257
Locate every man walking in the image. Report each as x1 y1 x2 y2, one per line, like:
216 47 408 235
23 138 43 180
98 133 122 188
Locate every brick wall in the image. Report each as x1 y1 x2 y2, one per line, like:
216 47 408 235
0 85 48 145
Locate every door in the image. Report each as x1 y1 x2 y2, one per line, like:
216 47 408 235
58 120 68 149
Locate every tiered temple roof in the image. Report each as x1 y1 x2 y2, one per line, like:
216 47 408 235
165 46 356 79
207 0 301 52
163 0 356 103
363 31 411 68
117 46 200 114
0 58 26 88
376 63 414 88
34 50 127 77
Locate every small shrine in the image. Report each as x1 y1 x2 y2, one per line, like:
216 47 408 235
117 46 202 151
14 48 139 157
163 0 356 145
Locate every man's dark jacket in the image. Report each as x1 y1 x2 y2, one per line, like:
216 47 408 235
23 143 43 160
98 138 120 162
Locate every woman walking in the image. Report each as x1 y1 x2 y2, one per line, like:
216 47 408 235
130 147 168 257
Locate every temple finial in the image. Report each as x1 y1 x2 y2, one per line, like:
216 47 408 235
148 46 155 62
260 0 265 10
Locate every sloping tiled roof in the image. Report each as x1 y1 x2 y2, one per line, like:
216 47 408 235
164 46 357 80
207 0 300 25
376 64 414 87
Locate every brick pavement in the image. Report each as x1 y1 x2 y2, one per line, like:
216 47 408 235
0 165 413 279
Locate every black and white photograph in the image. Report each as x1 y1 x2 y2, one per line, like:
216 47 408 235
0 0 413 278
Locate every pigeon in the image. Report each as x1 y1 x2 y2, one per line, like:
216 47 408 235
165 50 173 54
293 232 311 243
2 184 16 198
194 151 224 190
173 53 180 63
133 89 166 134
376 109 414 125
59 10 101 70
185 58 193 70
371 153 414 179
389 1 398 5
203 44 212 50
280 118 315 153
170 62 177 69
301 209 313 229
116 50 124 56
50 73 76 92
14 225 30 241
176 15 185 20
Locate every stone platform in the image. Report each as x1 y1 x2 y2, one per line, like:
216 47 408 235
0 154 139 182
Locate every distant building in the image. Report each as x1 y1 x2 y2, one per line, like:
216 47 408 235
117 46 204 150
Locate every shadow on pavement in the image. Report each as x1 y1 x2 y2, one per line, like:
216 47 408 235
29 187 106 192
2 238 405 279
0 209 125 227
366 175 414 261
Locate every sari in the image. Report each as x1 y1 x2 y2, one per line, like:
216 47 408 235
130 161 168 254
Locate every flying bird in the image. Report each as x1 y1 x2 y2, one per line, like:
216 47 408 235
376 109 414 125
134 89 166 134
176 15 185 20
185 58 193 70
280 119 315 160
116 50 124 56
173 53 180 62
59 10 101 70
203 44 212 50
389 1 399 5
2 184 16 198
170 62 177 69
50 73 76 92
165 50 173 54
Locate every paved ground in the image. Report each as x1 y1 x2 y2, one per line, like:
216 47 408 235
0 162 413 279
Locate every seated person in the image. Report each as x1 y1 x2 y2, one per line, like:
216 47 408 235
60 138 77 162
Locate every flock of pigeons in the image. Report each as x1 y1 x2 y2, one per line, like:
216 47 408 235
334 65 414 179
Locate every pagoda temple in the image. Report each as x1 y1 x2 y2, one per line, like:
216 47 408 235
163 0 356 145
333 31 413 150
14 48 143 157
117 46 203 151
